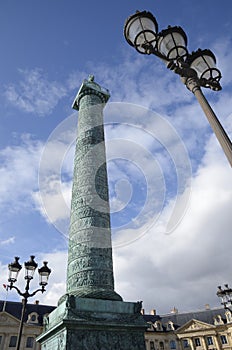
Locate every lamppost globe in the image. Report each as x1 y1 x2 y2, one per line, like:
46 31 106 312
187 49 222 90
38 261 52 288
8 257 22 284
124 10 158 54
124 10 232 167
24 255 38 280
157 26 188 61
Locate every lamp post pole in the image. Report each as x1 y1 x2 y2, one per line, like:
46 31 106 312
7 256 51 350
184 76 232 167
124 10 232 167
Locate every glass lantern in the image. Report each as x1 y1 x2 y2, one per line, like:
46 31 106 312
38 261 51 287
8 257 22 283
157 26 188 60
124 10 158 54
187 49 221 83
24 256 38 280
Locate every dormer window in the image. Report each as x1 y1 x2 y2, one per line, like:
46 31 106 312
27 312 39 324
167 321 174 330
214 315 224 325
147 322 154 331
154 321 163 331
225 311 232 323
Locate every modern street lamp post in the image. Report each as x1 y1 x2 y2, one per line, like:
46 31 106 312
124 11 232 167
8 256 51 350
217 284 232 312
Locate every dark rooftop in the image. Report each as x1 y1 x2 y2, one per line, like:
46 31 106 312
0 300 56 326
143 307 227 330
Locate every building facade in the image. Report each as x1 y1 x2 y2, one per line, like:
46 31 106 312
0 301 232 350
0 300 55 350
1 300 232 350
144 307 232 350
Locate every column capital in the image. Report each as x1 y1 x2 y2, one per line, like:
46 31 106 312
72 75 110 110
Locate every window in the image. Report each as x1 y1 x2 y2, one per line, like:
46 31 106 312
170 340 176 349
220 335 228 345
207 337 213 345
194 338 201 347
214 315 224 325
183 339 189 348
9 336 17 347
26 337 34 348
27 312 39 324
159 341 164 350
147 323 154 331
226 311 232 323
150 341 155 350
167 322 174 330
155 321 163 331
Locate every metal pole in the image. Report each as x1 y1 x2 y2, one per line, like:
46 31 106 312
16 298 27 350
185 77 232 167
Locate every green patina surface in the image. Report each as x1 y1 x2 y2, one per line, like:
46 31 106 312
37 77 146 349
37 296 146 350
67 76 122 301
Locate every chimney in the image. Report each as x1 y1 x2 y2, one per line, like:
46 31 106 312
34 300 39 305
205 304 210 310
150 309 156 315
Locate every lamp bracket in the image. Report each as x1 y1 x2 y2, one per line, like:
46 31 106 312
8 283 46 300
141 43 169 61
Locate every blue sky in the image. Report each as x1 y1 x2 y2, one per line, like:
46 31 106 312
0 0 232 315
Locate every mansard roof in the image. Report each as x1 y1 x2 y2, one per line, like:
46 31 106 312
144 307 227 331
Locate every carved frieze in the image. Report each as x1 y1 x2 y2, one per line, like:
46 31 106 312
67 330 145 350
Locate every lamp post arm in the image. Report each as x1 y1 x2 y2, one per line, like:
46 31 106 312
28 287 46 297
8 280 45 298
8 285 25 298
184 77 232 167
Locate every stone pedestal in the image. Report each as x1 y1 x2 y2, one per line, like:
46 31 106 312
37 295 147 349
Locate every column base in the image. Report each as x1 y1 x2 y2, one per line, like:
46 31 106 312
37 295 147 350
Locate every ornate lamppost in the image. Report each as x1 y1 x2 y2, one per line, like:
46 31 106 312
217 284 232 312
8 256 51 350
124 10 232 167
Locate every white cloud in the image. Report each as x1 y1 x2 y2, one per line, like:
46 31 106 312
0 134 42 214
4 68 67 116
87 53 192 114
33 178 72 224
1 131 229 312
213 37 232 86
36 251 67 306
0 262 9 303
33 118 76 232
0 237 15 246
113 133 232 314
